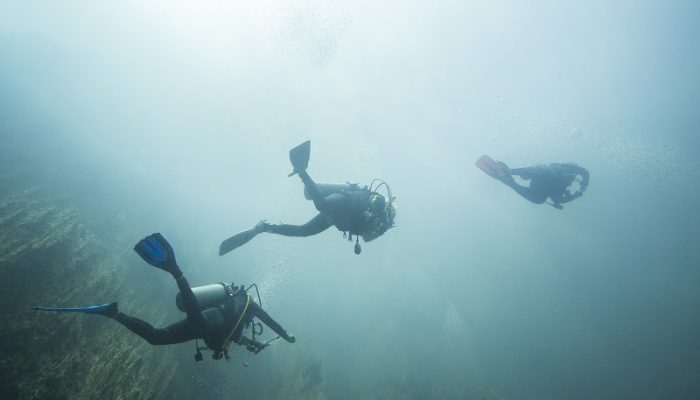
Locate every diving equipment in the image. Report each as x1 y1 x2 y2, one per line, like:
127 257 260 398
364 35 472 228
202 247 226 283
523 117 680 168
219 221 266 256
358 178 396 246
369 178 396 226
288 140 311 177
175 283 234 312
32 302 118 317
134 233 179 274
475 155 511 181
369 194 386 212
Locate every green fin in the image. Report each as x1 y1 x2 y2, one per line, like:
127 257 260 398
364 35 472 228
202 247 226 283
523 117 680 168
288 140 311 177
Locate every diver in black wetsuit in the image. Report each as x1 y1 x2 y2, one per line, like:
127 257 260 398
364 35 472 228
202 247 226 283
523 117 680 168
34 233 295 361
499 163 590 209
219 140 396 255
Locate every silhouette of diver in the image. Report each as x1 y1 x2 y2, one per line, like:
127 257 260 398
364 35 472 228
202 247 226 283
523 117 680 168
33 233 295 361
220 140 396 255
476 155 590 209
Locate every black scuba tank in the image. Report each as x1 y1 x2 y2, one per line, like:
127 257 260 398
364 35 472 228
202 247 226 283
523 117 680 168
175 283 230 312
304 183 358 200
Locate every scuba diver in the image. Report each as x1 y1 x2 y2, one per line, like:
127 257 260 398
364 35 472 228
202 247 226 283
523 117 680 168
219 140 396 255
33 233 295 361
476 155 590 209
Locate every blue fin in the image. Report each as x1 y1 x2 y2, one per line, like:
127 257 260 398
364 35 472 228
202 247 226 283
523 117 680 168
144 236 167 262
32 302 117 316
133 233 176 271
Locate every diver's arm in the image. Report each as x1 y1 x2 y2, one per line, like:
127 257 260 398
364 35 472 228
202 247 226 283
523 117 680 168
246 302 295 343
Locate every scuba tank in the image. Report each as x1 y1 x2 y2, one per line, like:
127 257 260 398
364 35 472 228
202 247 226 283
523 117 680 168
175 283 232 312
303 182 359 200
187 283 270 362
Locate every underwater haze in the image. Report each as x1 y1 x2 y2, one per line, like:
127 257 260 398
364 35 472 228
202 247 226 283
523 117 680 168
1 1 699 399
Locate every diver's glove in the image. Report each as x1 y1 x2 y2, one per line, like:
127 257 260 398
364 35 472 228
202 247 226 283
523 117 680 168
134 233 181 276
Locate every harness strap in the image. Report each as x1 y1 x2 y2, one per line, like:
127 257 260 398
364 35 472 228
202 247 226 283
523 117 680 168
223 293 251 354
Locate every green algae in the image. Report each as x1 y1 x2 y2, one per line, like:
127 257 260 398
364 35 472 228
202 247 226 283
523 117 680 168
0 190 179 399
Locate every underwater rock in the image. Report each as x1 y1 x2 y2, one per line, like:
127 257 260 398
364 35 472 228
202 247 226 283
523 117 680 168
0 191 178 399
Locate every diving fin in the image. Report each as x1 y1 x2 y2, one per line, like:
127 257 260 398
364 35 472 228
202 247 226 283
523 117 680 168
32 302 118 317
475 155 510 181
219 222 265 256
288 140 311 177
133 233 178 274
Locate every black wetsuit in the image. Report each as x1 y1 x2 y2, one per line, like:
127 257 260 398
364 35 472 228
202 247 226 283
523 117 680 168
114 273 292 356
507 163 589 208
264 170 379 239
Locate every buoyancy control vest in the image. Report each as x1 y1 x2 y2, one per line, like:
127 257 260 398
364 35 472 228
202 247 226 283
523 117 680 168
177 283 252 360
305 180 395 253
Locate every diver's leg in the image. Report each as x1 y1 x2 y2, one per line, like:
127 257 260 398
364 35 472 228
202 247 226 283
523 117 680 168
510 166 549 180
507 181 547 204
298 171 326 212
264 213 332 237
173 274 209 331
508 167 529 177
114 315 198 345
246 302 295 343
